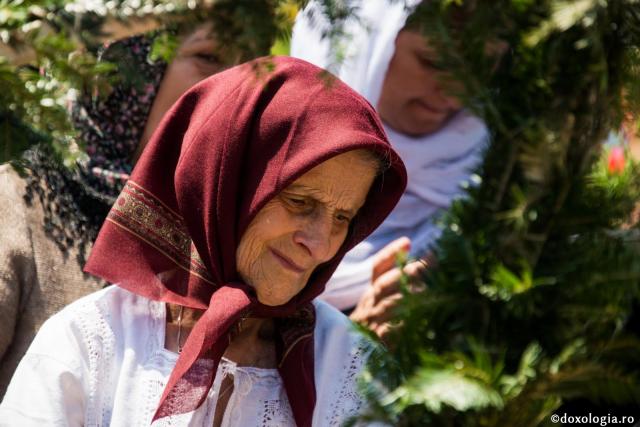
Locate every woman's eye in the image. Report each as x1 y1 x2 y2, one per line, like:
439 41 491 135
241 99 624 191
195 53 221 64
286 197 308 207
335 214 352 224
416 54 445 71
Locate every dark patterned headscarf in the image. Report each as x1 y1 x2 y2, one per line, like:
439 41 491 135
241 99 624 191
23 34 167 260
73 35 166 198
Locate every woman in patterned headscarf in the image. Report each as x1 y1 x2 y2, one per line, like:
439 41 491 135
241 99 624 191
1 56 407 426
0 24 245 397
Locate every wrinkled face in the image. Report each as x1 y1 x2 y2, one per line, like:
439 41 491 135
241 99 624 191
134 24 230 160
236 150 378 306
377 30 463 137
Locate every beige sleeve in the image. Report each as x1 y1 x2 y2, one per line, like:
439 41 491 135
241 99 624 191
0 165 37 361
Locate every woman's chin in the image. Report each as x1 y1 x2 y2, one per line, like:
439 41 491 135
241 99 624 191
256 291 295 307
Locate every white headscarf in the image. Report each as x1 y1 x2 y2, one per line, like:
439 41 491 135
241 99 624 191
291 0 488 310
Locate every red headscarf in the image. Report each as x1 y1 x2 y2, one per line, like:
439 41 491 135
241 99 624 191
85 56 407 425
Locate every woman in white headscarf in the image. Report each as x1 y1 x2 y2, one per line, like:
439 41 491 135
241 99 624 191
291 0 488 336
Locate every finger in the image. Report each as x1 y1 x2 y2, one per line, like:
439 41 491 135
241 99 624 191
373 261 426 303
370 293 403 323
372 237 411 281
348 288 377 325
352 289 403 328
372 323 388 340
375 323 394 340
407 260 430 293
404 260 427 278
421 251 438 269
372 268 403 303
374 320 404 342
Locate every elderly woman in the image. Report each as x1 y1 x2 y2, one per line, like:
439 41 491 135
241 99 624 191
0 57 406 426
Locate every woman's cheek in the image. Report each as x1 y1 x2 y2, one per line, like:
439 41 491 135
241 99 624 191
236 229 266 286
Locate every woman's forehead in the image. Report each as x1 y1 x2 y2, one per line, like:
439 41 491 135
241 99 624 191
285 152 378 207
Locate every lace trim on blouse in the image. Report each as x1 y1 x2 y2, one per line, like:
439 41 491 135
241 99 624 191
62 289 367 426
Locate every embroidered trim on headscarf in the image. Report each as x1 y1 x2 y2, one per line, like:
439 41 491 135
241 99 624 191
109 181 213 283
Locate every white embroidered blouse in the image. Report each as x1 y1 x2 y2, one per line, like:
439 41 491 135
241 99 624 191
0 286 372 426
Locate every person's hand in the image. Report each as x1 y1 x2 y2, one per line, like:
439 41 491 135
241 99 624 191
349 237 426 339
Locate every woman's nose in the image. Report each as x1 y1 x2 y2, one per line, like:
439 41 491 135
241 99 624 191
435 79 463 110
442 91 462 110
292 214 334 261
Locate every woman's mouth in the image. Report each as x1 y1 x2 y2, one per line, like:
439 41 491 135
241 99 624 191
413 99 446 115
269 248 306 274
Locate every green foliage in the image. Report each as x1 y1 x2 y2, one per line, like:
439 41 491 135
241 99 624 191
0 0 321 165
360 1 640 425
0 108 49 165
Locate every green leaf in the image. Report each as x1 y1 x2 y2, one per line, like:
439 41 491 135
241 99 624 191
381 367 504 413
524 0 599 46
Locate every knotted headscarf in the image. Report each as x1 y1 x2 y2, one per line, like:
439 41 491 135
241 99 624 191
291 0 488 309
84 56 407 425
